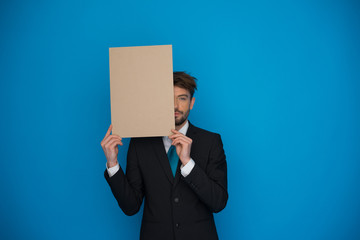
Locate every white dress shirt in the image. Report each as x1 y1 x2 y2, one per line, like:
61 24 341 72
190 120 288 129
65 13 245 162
107 120 195 177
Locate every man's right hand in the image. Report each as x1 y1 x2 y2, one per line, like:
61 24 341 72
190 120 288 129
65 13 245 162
101 124 123 168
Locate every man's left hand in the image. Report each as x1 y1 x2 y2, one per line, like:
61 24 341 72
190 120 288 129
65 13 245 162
169 129 192 165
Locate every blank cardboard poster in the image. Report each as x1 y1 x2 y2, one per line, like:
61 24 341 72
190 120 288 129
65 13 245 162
109 45 174 138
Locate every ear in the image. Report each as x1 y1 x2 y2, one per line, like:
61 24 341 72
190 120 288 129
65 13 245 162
190 97 195 110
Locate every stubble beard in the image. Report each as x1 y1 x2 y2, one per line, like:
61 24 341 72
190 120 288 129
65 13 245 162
175 109 190 126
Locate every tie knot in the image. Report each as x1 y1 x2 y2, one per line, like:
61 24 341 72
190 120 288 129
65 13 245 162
167 145 177 158
168 145 175 153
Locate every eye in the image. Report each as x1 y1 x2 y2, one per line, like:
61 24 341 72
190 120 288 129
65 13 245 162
179 97 187 101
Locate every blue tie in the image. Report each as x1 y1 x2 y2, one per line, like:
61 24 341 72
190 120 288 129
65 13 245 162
167 145 178 177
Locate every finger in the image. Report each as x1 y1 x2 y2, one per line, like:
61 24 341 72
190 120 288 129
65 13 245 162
169 132 182 137
170 135 192 143
169 133 187 140
108 137 123 146
169 129 182 137
104 136 123 146
102 125 115 143
172 140 181 146
102 134 122 146
171 140 191 148
101 135 122 147
109 139 123 148
172 138 187 145
105 124 112 137
172 138 191 146
105 138 123 149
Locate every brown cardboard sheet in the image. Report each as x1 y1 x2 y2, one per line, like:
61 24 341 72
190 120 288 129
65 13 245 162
109 45 174 138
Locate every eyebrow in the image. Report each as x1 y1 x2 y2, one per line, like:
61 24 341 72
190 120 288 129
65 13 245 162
177 94 189 98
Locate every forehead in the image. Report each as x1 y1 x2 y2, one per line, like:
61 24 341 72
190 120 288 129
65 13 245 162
174 86 190 97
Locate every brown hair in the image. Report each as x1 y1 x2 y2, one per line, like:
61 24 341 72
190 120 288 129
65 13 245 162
173 71 197 98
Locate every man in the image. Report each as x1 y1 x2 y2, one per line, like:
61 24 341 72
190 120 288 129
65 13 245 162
101 71 228 240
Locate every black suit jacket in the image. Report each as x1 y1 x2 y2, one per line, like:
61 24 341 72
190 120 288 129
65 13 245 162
105 122 228 240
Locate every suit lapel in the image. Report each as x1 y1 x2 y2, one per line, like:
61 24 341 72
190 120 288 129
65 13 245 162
152 137 174 184
173 161 181 187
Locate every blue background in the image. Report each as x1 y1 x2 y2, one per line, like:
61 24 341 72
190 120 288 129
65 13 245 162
1 0 359 239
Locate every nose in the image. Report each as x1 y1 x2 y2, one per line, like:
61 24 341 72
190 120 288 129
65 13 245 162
174 98 179 109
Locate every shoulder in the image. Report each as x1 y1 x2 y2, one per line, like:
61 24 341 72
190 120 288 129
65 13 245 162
190 124 219 136
188 123 225 156
188 122 222 143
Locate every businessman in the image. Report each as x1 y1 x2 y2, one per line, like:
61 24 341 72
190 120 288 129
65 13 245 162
101 71 228 240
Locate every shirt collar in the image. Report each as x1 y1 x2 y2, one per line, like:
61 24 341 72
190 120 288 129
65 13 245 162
178 120 189 136
163 120 189 142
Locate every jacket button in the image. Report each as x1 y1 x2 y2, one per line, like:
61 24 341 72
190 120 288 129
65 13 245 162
174 197 179 203
175 223 180 228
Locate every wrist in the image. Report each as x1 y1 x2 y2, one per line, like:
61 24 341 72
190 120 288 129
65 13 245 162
180 157 191 166
107 161 118 168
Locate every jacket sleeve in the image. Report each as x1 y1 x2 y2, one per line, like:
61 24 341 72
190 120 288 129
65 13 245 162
182 133 228 213
104 138 144 216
